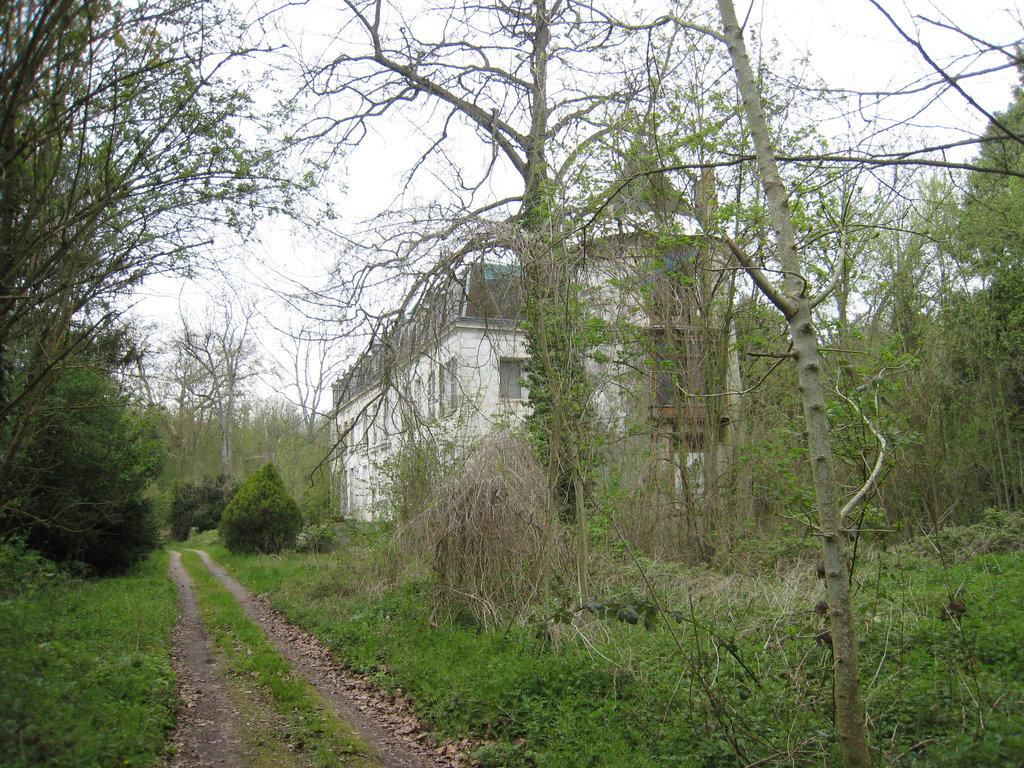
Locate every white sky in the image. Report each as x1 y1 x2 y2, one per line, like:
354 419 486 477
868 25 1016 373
765 1 1021 137
129 0 1024 404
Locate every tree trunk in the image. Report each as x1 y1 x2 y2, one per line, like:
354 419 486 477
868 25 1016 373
714 2 872 765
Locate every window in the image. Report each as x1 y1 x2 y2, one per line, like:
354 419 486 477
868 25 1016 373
441 358 457 412
646 325 708 450
438 364 447 414
647 326 698 406
427 370 436 417
499 358 525 400
653 356 676 406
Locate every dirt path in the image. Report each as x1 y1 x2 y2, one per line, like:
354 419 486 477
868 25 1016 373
167 550 248 768
168 549 468 768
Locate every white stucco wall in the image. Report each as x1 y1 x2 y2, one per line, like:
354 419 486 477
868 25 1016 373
334 318 529 521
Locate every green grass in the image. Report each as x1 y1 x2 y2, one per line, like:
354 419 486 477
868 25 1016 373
0 550 179 768
204 541 1024 768
178 549 380 767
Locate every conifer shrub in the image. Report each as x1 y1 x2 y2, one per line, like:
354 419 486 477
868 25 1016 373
12 366 165 575
218 462 302 553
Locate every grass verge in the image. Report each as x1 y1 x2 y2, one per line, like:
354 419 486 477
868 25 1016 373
178 549 380 768
0 549 178 768
202 536 1024 768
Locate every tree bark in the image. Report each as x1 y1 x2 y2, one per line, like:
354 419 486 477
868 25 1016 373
714 2 872 766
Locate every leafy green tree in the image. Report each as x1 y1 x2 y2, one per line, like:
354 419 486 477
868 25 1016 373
954 70 1024 511
219 462 302 554
960 66 1024 275
298 0 681 595
168 475 236 541
884 73 1024 522
10 352 166 574
0 0 294 541
521 269 597 525
707 3 872 762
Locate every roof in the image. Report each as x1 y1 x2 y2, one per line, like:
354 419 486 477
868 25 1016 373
333 261 524 407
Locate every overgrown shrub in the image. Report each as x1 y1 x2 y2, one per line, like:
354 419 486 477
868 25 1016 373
219 462 302 553
909 507 1024 561
295 521 337 553
296 502 338 554
372 420 464 522
410 433 567 628
168 475 236 541
169 485 197 541
0 537 65 597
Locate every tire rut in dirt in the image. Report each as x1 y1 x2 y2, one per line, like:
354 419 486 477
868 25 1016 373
167 550 249 768
190 550 467 768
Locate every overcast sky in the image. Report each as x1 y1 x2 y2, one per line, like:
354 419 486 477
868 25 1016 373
318 0 1024 227
763 1 1021 138
130 0 1024 403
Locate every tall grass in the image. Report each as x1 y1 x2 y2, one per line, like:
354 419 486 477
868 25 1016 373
0 549 178 768
211 536 1024 768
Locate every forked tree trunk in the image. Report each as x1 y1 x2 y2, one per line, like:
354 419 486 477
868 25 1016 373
714 1 872 765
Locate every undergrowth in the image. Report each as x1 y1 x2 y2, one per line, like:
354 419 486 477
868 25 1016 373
205 532 1024 768
0 549 178 768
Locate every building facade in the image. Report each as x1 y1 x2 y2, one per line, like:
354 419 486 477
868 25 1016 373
332 263 531 519
331 251 734 521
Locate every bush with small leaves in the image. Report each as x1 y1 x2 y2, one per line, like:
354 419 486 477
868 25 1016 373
218 463 302 554
168 475 236 541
